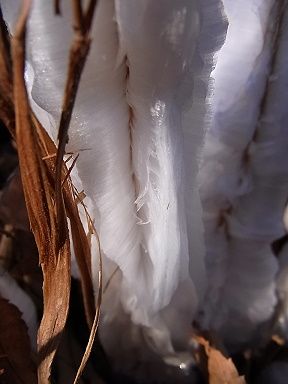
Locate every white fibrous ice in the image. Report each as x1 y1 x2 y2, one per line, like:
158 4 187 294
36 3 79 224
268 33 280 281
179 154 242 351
0 0 225 358
3 0 288 365
199 0 288 349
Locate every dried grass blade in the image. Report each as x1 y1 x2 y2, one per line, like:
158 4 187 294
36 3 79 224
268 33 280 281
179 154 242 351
68 201 96 327
37 119 103 381
73 233 102 384
4 0 102 380
11 2 71 382
61 154 79 188
35 118 97 329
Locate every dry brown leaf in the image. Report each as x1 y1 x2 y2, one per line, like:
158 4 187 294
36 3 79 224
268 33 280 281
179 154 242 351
36 118 97 331
11 2 71 381
35 116 102 384
41 1 101 380
0 0 99 328
0 296 37 384
196 336 246 384
1 1 101 382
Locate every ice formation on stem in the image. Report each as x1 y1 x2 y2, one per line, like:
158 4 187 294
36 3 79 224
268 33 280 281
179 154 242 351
1 0 226 358
2 0 288 362
200 0 288 348
8 0 288 363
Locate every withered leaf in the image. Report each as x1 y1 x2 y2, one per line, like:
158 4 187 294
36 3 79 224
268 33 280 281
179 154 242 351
0 296 37 384
1 0 101 382
196 336 246 384
11 2 71 382
36 118 97 332
36 124 102 384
